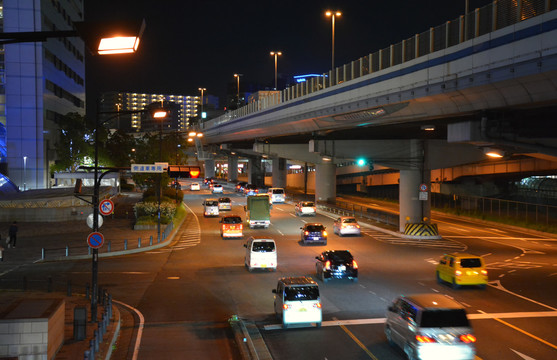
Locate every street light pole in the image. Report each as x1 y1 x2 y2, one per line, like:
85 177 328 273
23 156 27 191
325 10 341 76
198 88 206 117
234 73 243 106
270 51 282 90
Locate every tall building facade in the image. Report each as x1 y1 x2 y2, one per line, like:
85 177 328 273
100 92 200 133
1 0 85 190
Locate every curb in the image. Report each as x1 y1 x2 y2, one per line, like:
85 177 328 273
104 305 121 360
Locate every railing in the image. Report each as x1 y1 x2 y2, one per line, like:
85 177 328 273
202 0 557 130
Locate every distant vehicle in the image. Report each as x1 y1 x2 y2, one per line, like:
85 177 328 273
436 253 488 289
332 216 361 236
190 182 200 191
219 215 243 238
236 181 248 192
300 223 327 245
245 195 271 229
202 199 219 217
267 188 285 204
295 201 316 216
385 294 476 360
212 183 223 193
244 184 258 196
218 197 232 211
244 237 277 272
272 276 322 329
203 177 214 186
315 250 358 283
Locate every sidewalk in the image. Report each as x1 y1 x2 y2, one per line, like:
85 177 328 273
0 191 164 360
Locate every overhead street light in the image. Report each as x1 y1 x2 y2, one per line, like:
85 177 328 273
325 10 341 78
234 73 243 106
270 51 282 90
198 88 207 119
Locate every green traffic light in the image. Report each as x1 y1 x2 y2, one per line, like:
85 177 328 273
357 158 366 166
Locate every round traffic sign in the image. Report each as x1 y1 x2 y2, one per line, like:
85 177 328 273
86 213 103 229
419 183 428 192
87 232 104 249
99 199 115 216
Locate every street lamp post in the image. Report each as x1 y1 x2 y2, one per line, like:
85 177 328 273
270 51 282 90
23 156 27 191
153 110 168 242
198 87 206 117
234 73 243 106
325 10 341 77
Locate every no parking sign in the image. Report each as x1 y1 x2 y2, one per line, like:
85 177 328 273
99 199 114 216
87 232 104 249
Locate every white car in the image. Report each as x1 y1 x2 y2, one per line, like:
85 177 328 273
295 201 316 216
333 216 361 236
212 184 223 193
190 182 200 191
218 197 232 211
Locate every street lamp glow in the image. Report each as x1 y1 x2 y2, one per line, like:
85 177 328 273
234 74 243 105
189 131 197 137
98 36 140 55
270 51 282 90
325 10 342 74
153 110 167 118
196 133 204 137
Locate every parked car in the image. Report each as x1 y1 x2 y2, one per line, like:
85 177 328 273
333 216 361 236
272 277 322 329
295 201 316 216
236 181 248 192
385 293 476 360
212 183 223 193
190 182 200 191
218 197 232 211
436 253 488 289
315 250 358 283
219 215 243 238
300 223 327 245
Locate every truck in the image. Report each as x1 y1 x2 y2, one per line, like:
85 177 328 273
245 194 271 229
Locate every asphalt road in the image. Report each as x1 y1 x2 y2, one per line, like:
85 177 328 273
4 181 557 360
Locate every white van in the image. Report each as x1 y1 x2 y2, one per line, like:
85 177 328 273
202 199 219 217
272 277 322 329
244 237 277 272
267 188 285 204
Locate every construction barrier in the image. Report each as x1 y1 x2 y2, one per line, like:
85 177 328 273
404 223 439 237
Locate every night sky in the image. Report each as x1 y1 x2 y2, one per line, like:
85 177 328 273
84 0 493 113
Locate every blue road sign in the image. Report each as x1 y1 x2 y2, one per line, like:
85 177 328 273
87 232 104 249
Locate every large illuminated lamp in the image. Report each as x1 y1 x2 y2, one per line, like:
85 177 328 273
484 147 504 158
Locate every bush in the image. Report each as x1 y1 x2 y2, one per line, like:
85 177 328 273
121 183 135 191
134 201 177 219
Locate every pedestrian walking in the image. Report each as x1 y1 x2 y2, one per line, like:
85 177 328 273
8 221 18 248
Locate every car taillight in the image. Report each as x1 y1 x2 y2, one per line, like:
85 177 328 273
324 260 331 270
481 269 488 276
322 231 327 237
455 270 462 276
352 260 358 269
283 304 291 310
304 231 309 236
355 224 360 228
239 224 243 230
460 334 476 343
416 335 436 343
314 303 321 308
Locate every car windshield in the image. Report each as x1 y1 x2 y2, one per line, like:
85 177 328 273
420 309 470 327
343 218 357 223
272 189 284 194
252 241 275 252
205 201 218 206
306 225 324 232
284 286 319 301
301 202 314 207
219 198 230 202
460 258 482 268
222 217 241 224
327 251 353 262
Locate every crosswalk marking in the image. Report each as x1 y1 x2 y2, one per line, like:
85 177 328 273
146 207 201 254
363 230 467 251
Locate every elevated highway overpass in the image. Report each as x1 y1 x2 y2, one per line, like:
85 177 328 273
197 0 557 233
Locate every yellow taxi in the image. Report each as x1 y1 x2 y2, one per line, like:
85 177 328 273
436 253 488 289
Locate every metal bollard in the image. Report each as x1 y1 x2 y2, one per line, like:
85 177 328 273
108 294 113 318
66 245 69 257
41 248 45 260
138 237 141 248
88 247 91 255
124 239 128 250
94 330 99 352
89 340 95 358
84 349 90 359
163 233 166 241
150 235 153 246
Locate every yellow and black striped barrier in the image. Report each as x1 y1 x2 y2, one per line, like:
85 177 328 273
404 223 439 237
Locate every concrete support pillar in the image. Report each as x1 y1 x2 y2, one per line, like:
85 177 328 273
271 157 287 188
204 159 215 179
227 155 238 182
315 162 336 203
248 157 265 188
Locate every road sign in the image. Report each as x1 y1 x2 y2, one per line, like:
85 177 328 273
131 163 167 173
86 214 103 229
99 199 114 216
87 232 104 249
419 183 428 192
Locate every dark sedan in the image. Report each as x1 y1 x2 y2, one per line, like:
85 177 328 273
315 250 358 282
300 223 327 245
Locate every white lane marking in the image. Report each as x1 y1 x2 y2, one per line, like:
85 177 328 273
263 311 557 331
276 229 284 236
510 349 536 360
489 280 557 311
113 299 145 360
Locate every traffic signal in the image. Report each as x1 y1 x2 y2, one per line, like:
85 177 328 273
356 158 366 166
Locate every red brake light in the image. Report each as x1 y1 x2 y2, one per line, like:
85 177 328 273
304 231 309 236
352 260 358 269
283 304 291 310
314 302 322 308
460 334 476 343
416 335 436 343
324 260 331 270
322 231 327 237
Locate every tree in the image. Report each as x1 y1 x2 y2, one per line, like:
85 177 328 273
104 129 137 167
